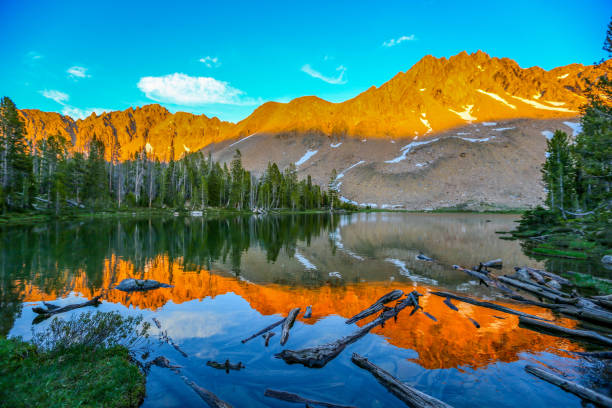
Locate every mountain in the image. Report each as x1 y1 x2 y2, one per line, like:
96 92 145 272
17 51 610 209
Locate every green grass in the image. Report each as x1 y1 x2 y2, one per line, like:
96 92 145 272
528 245 589 259
561 272 612 295
0 337 145 408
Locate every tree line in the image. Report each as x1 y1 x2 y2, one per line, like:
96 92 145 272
0 97 353 214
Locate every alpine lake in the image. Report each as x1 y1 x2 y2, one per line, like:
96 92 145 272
1 212 610 407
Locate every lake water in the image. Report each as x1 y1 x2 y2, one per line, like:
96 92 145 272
1 213 609 407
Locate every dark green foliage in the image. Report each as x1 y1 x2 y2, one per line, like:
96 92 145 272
0 336 145 408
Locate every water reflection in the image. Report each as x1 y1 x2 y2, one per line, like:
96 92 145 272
0 213 603 407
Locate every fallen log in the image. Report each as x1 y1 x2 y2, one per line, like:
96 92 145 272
442 297 458 312
33 296 101 321
151 355 233 408
115 278 173 292
280 307 301 346
508 272 571 298
518 317 612 347
555 304 612 327
430 292 551 321
346 290 404 324
498 276 573 303
264 389 356 408
569 350 612 359
523 267 573 286
416 254 433 262
351 353 453 408
153 317 188 358
482 259 502 269
263 332 275 347
525 365 612 408
276 292 420 368
206 360 244 372
304 305 313 319
241 317 286 344
452 265 515 294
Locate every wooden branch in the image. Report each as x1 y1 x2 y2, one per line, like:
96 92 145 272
276 292 421 368
482 259 502 269
430 292 551 321
518 317 612 347
522 267 572 286
304 305 312 318
153 318 188 358
497 276 572 303
33 296 101 321
555 305 612 327
525 365 612 408
241 317 285 344
351 353 453 408
263 332 275 347
280 307 301 346
452 265 515 294
346 290 404 324
206 360 244 372
264 389 356 408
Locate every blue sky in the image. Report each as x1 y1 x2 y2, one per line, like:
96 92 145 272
1 0 610 122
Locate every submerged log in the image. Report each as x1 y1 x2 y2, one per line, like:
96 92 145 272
518 316 612 347
151 355 233 408
507 273 571 298
280 308 301 346
555 304 612 327
153 318 188 358
416 254 434 262
304 305 312 319
442 297 459 312
345 290 404 324
523 267 573 286
430 292 551 321
33 296 101 321
525 365 612 408
452 265 515 294
263 332 275 347
276 292 420 368
569 350 612 359
264 389 356 408
351 353 453 408
114 278 173 292
241 317 286 344
206 360 244 372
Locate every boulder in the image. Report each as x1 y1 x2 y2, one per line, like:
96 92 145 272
115 278 173 292
602 255 612 265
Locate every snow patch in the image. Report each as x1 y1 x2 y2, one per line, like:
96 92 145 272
330 142 342 148
385 258 438 284
294 250 317 270
415 162 427 167
328 272 342 279
449 104 477 122
419 116 432 133
511 96 577 112
493 127 515 131
545 101 566 106
563 121 582 137
337 160 365 179
541 130 554 140
385 138 439 163
145 142 153 154
557 73 569 79
455 136 494 143
183 144 190 152
295 149 318 166
419 88 426 91
477 89 517 109
228 133 257 148
482 122 497 126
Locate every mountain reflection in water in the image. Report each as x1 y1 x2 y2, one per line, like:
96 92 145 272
1 213 605 408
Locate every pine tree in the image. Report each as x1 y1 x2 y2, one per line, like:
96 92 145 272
328 169 338 211
542 130 576 216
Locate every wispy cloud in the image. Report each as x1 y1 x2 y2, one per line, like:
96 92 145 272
199 56 220 68
382 34 416 47
67 66 90 78
41 89 69 104
27 51 43 60
301 64 347 85
137 73 259 105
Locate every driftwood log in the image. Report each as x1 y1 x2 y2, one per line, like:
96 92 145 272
241 317 286 344
525 365 612 408
518 316 612 347
416 254 434 262
508 273 571 298
151 355 232 408
554 304 612 327
523 267 573 286
264 389 356 408
280 308 301 346
153 317 188 357
304 305 313 319
452 265 515 294
206 360 244 372
263 332 275 347
482 259 502 268
32 296 101 322
498 276 572 303
351 353 453 408
346 290 404 324
430 292 551 321
276 292 421 368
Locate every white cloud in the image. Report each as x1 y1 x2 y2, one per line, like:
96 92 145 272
67 66 90 78
199 56 220 68
301 64 347 85
382 34 416 47
61 106 111 120
27 51 43 60
137 73 258 105
41 89 69 104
